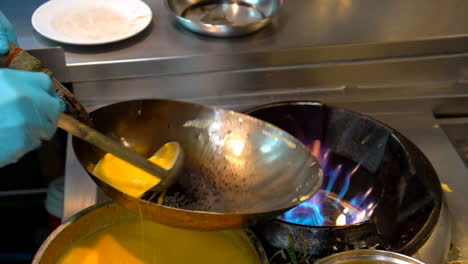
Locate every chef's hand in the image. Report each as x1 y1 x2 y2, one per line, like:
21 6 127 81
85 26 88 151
0 11 65 167
0 10 17 54
0 69 65 167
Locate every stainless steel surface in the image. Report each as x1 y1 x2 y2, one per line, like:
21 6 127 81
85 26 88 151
27 47 68 82
58 114 184 192
71 53 468 109
439 121 468 167
371 112 468 263
2 0 468 82
413 204 452 264
64 137 100 220
33 202 269 264
316 249 426 264
72 99 322 230
165 0 281 37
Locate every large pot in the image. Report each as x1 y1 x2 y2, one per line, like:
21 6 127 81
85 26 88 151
33 202 269 264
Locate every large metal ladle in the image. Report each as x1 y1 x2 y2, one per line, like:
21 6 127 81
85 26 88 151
57 113 184 192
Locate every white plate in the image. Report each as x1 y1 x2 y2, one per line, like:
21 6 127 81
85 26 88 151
32 0 152 45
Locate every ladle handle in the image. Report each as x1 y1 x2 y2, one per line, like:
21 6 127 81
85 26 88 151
58 113 169 181
0 42 92 125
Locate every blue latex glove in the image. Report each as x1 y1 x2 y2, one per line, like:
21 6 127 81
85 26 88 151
0 10 17 54
0 69 65 167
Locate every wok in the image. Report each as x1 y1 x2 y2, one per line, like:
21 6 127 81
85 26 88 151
73 99 323 230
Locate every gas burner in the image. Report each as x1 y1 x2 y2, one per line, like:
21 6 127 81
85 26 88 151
279 139 379 227
246 101 449 264
279 190 375 227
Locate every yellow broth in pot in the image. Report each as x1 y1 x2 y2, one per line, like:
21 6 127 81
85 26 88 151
34 203 267 264
58 217 260 264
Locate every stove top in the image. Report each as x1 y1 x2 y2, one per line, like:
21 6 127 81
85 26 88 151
246 102 449 263
63 107 468 263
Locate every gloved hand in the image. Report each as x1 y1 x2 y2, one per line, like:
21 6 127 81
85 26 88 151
0 10 17 54
0 69 65 167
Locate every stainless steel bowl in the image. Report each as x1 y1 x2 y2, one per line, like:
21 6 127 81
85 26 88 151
316 250 426 264
165 0 282 37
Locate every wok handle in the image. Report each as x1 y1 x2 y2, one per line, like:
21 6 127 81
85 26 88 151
0 42 92 125
58 113 170 182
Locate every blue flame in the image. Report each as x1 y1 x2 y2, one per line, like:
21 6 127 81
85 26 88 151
324 164 341 194
336 164 360 201
279 140 377 226
281 192 325 226
349 187 373 208
282 194 325 226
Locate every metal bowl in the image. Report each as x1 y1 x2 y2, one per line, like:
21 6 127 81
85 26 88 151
316 250 426 264
165 0 282 37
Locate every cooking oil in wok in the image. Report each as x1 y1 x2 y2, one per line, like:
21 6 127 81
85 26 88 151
146 165 230 212
57 215 261 264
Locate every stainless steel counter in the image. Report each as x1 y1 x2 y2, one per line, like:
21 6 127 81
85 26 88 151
2 0 468 82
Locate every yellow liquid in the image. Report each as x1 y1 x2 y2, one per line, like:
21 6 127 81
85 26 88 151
93 142 179 198
57 217 260 264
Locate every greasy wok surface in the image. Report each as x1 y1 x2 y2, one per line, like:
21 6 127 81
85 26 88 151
73 99 322 230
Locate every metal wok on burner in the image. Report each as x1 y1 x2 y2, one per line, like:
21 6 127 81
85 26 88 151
72 99 322 230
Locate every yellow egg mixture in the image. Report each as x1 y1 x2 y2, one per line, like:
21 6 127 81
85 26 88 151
57 217 260 264
93 142 179 198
